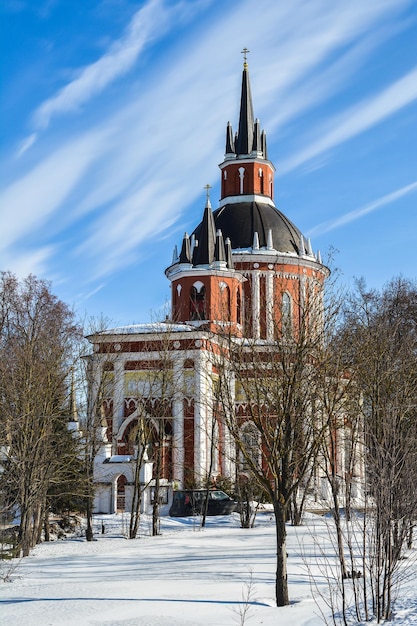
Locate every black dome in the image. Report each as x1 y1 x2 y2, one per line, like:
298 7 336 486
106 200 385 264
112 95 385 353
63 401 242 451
192 201 305 254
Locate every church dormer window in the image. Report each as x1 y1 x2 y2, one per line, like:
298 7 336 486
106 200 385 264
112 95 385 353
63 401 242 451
190 282 206 321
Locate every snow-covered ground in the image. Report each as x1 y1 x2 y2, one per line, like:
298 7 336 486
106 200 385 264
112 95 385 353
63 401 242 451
1 512 416 625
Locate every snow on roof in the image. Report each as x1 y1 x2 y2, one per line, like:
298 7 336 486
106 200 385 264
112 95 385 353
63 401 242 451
98 322 196 336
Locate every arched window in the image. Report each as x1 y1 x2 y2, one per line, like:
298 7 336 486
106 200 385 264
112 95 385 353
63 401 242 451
240 422 261 472
258 168 264 194
282 292 292 336
219 282 231 321
222 170 227 197
238 166 245 194
236 288 242 324
190 283 206 320
175 284 182 304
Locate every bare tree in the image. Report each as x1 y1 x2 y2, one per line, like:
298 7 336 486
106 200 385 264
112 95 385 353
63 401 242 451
214 280 338 607
314 325 364 582
81 317 117 541
126 334 178 537
127 407 151 539
353 278 417 621
0 272 82 556
321 277 417 623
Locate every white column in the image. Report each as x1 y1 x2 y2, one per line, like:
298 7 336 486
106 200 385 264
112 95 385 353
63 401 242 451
222 368 236 478
252 270 260 339
266 271 274 341
113 359 125 437
172 356 184 486
194 350 212 482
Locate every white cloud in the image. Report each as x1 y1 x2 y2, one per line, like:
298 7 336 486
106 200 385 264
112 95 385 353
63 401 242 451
281 65 417 173
15 132 38 158
31 0 170 132
308 181 417 236
3 0 415 291
2 129 108 245
0 245 55 280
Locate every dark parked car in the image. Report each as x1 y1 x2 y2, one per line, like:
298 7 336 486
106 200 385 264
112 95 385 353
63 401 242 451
169 490 237 517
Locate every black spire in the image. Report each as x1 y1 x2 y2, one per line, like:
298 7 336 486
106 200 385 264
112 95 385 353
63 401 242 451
252 118 261 154
235 56 254 156
193 198 216 266
225 122 235 155
214 229 226 263
179 232 191 263
261 129 268 159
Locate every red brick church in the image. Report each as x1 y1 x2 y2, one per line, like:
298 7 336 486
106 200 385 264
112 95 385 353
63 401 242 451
85 59 331 514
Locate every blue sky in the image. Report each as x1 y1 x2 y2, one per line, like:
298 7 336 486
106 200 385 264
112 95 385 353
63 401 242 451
2 0 417 326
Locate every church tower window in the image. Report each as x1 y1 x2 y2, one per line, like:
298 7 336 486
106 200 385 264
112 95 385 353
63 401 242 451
238 166 245 194
222 170 227 197
219 282 231 321
190 282 206 320
258 168 264 194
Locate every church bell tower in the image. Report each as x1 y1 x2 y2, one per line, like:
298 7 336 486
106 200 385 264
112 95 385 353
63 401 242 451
166 53 328 340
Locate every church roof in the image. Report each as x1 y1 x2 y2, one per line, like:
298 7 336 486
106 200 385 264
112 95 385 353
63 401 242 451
190 58 308 256
193 201 306 255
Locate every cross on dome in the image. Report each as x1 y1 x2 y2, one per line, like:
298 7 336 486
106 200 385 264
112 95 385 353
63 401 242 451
241 47 250 68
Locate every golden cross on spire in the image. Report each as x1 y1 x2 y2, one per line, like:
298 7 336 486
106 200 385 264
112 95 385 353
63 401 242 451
204 184 212 202
241 47 250 67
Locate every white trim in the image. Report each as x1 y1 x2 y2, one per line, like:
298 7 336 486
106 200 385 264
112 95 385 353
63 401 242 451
219 156 276 172
252 270 260 340
266 271 274 342
218 194 275 209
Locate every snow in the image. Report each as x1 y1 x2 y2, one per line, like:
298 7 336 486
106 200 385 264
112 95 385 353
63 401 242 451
1 512 416 626
96 323 196 335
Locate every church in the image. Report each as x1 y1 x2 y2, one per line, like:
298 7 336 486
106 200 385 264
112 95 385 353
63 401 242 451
86 58 333 515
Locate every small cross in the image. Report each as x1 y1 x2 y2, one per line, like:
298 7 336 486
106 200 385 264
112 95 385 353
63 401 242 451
204 184 212 201
241 47 250 65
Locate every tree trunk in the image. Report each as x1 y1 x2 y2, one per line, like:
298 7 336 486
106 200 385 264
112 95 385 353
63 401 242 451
33 501 44 545
407 521 414 550
274 499 289 606
331 482 348 579
129 456 143 539
290 488 302 526
18 505 33 557
44 511 50 543
152 450 161 537
85 495 94 541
